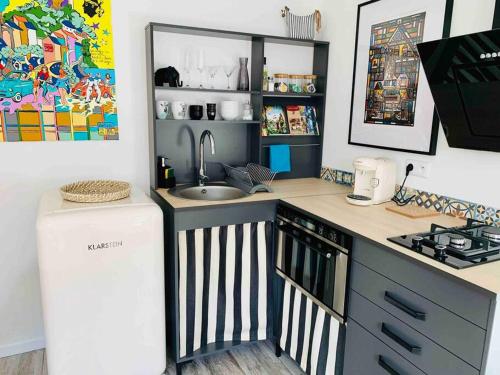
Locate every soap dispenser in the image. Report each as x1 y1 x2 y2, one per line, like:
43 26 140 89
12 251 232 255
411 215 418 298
157 156 176 188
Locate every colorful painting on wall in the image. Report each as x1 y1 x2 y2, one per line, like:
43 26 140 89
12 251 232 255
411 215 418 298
348 0 454 155
0 0 118 142
364 13 425 126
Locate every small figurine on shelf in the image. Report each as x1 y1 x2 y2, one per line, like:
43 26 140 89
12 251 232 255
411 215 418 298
154 67 183 87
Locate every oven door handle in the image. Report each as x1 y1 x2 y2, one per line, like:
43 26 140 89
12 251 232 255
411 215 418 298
277 223 334 259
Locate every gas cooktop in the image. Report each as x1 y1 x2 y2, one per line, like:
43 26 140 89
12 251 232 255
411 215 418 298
388 219 500 269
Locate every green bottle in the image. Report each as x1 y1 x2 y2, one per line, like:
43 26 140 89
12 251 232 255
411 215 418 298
263 57 269 91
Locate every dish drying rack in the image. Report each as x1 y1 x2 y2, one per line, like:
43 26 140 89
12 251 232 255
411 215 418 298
223 163 277 194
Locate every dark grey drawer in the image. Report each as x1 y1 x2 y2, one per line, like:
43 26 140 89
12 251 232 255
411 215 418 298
350 261 485 368
349 290 480 375
353 238 491 328
345 319 426 375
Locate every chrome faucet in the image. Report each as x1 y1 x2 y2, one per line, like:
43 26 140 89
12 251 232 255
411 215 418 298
199 130 216 186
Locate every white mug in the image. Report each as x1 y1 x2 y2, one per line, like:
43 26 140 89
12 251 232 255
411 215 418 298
156 100 170 120
172 101 187 119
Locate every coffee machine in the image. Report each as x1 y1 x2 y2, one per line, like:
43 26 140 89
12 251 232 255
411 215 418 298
346 157 396 206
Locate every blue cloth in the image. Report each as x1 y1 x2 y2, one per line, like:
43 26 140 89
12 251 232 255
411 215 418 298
269 144 291 173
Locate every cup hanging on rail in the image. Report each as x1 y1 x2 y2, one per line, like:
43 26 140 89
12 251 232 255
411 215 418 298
237 57 249 91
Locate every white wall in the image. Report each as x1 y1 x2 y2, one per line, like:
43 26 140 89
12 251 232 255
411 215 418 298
0 0 326 357
321 0 500 208
3 0 498 357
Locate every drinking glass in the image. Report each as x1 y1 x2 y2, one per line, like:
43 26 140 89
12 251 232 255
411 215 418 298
183 51 192 88
223 65 236 90
207 66 219 89
197 50 205 88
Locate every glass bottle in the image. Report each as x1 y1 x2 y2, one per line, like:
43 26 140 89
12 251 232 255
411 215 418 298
262 57 269 91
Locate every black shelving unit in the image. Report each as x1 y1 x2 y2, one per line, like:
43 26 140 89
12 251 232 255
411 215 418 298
146 22 330 373
146 22 329 188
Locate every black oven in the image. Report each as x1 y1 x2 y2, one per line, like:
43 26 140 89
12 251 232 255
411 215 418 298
275 205 352 323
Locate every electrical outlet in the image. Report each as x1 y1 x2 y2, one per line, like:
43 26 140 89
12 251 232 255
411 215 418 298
406 159 431 178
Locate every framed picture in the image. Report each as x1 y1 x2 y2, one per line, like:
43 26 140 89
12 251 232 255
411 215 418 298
348 0 454 155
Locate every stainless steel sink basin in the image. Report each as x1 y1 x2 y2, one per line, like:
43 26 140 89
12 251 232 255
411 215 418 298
168 183 248 201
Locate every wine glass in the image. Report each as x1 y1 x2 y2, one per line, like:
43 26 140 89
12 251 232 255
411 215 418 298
223 65 236 90
183 51 192 88
207 66 219 89
197 50 205 88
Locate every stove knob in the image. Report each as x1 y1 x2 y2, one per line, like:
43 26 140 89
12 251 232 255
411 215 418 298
328 231 337 242
412 236 424 249
318 225 324 236
434 245 447 258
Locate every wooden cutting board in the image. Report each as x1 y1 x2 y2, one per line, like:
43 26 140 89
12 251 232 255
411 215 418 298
386 204 441 219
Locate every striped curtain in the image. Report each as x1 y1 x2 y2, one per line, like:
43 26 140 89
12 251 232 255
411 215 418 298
177 221 273 358
279 278 341 375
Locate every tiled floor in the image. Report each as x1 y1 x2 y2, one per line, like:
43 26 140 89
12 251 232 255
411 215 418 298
0 341 303 375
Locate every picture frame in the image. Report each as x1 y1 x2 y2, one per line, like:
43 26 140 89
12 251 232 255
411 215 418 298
348 0 454 155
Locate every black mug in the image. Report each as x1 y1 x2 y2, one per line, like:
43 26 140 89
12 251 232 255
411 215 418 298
207 103 216 120
189 105 203 120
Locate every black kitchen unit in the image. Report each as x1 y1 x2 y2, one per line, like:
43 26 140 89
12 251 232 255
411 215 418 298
388 219 500 269
146 22 335 375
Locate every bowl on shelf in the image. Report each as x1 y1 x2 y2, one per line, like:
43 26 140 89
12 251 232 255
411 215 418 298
220 101 240 121
189 105 203 120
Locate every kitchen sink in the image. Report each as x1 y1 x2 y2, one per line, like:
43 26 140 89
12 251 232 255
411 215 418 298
168 183 248 201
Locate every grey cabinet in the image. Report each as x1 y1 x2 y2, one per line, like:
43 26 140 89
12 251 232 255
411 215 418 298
349 290 479 375
345 319 426 375
347 238 494 374
350 261 485 368
352 238 491 328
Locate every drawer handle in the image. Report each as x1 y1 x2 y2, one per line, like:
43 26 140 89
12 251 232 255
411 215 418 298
378 355 401 375
381 323 421 354
384 292 426 321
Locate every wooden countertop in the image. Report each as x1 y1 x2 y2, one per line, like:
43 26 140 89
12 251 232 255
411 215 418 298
282 194 500 296
155 178 352 209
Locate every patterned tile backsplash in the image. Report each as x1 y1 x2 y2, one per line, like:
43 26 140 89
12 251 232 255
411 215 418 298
320 166 500 226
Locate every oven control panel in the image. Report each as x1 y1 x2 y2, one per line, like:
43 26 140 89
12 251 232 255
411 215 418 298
277 205 353 250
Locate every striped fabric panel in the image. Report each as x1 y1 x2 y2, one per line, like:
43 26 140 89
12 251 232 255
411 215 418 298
178 221 273 358
285 11 315 39
279 279 341 375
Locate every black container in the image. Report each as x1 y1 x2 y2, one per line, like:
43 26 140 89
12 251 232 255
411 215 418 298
189 105 203 120
157 156 176 188
206 103 216 120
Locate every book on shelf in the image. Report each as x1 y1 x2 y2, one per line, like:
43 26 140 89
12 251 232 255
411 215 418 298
286 105 308 135
261 105 290 136
303 105 320 135
261 105 320 136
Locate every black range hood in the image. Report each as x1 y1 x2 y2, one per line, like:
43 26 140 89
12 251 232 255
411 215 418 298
417 29 500 152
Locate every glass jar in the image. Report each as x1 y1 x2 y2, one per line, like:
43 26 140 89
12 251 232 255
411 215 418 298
288 75 303 93
242 102 253 120
303 74 318 93
274 73 289 93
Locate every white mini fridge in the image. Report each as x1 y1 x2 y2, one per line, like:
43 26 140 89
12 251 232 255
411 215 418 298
36 188 166 375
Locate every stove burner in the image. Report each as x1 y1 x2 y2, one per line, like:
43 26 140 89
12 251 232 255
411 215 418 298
447 233 466 248
387 221 500 269
482 227 500 242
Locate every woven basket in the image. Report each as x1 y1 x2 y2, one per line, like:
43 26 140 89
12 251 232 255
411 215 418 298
60 180 131 203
